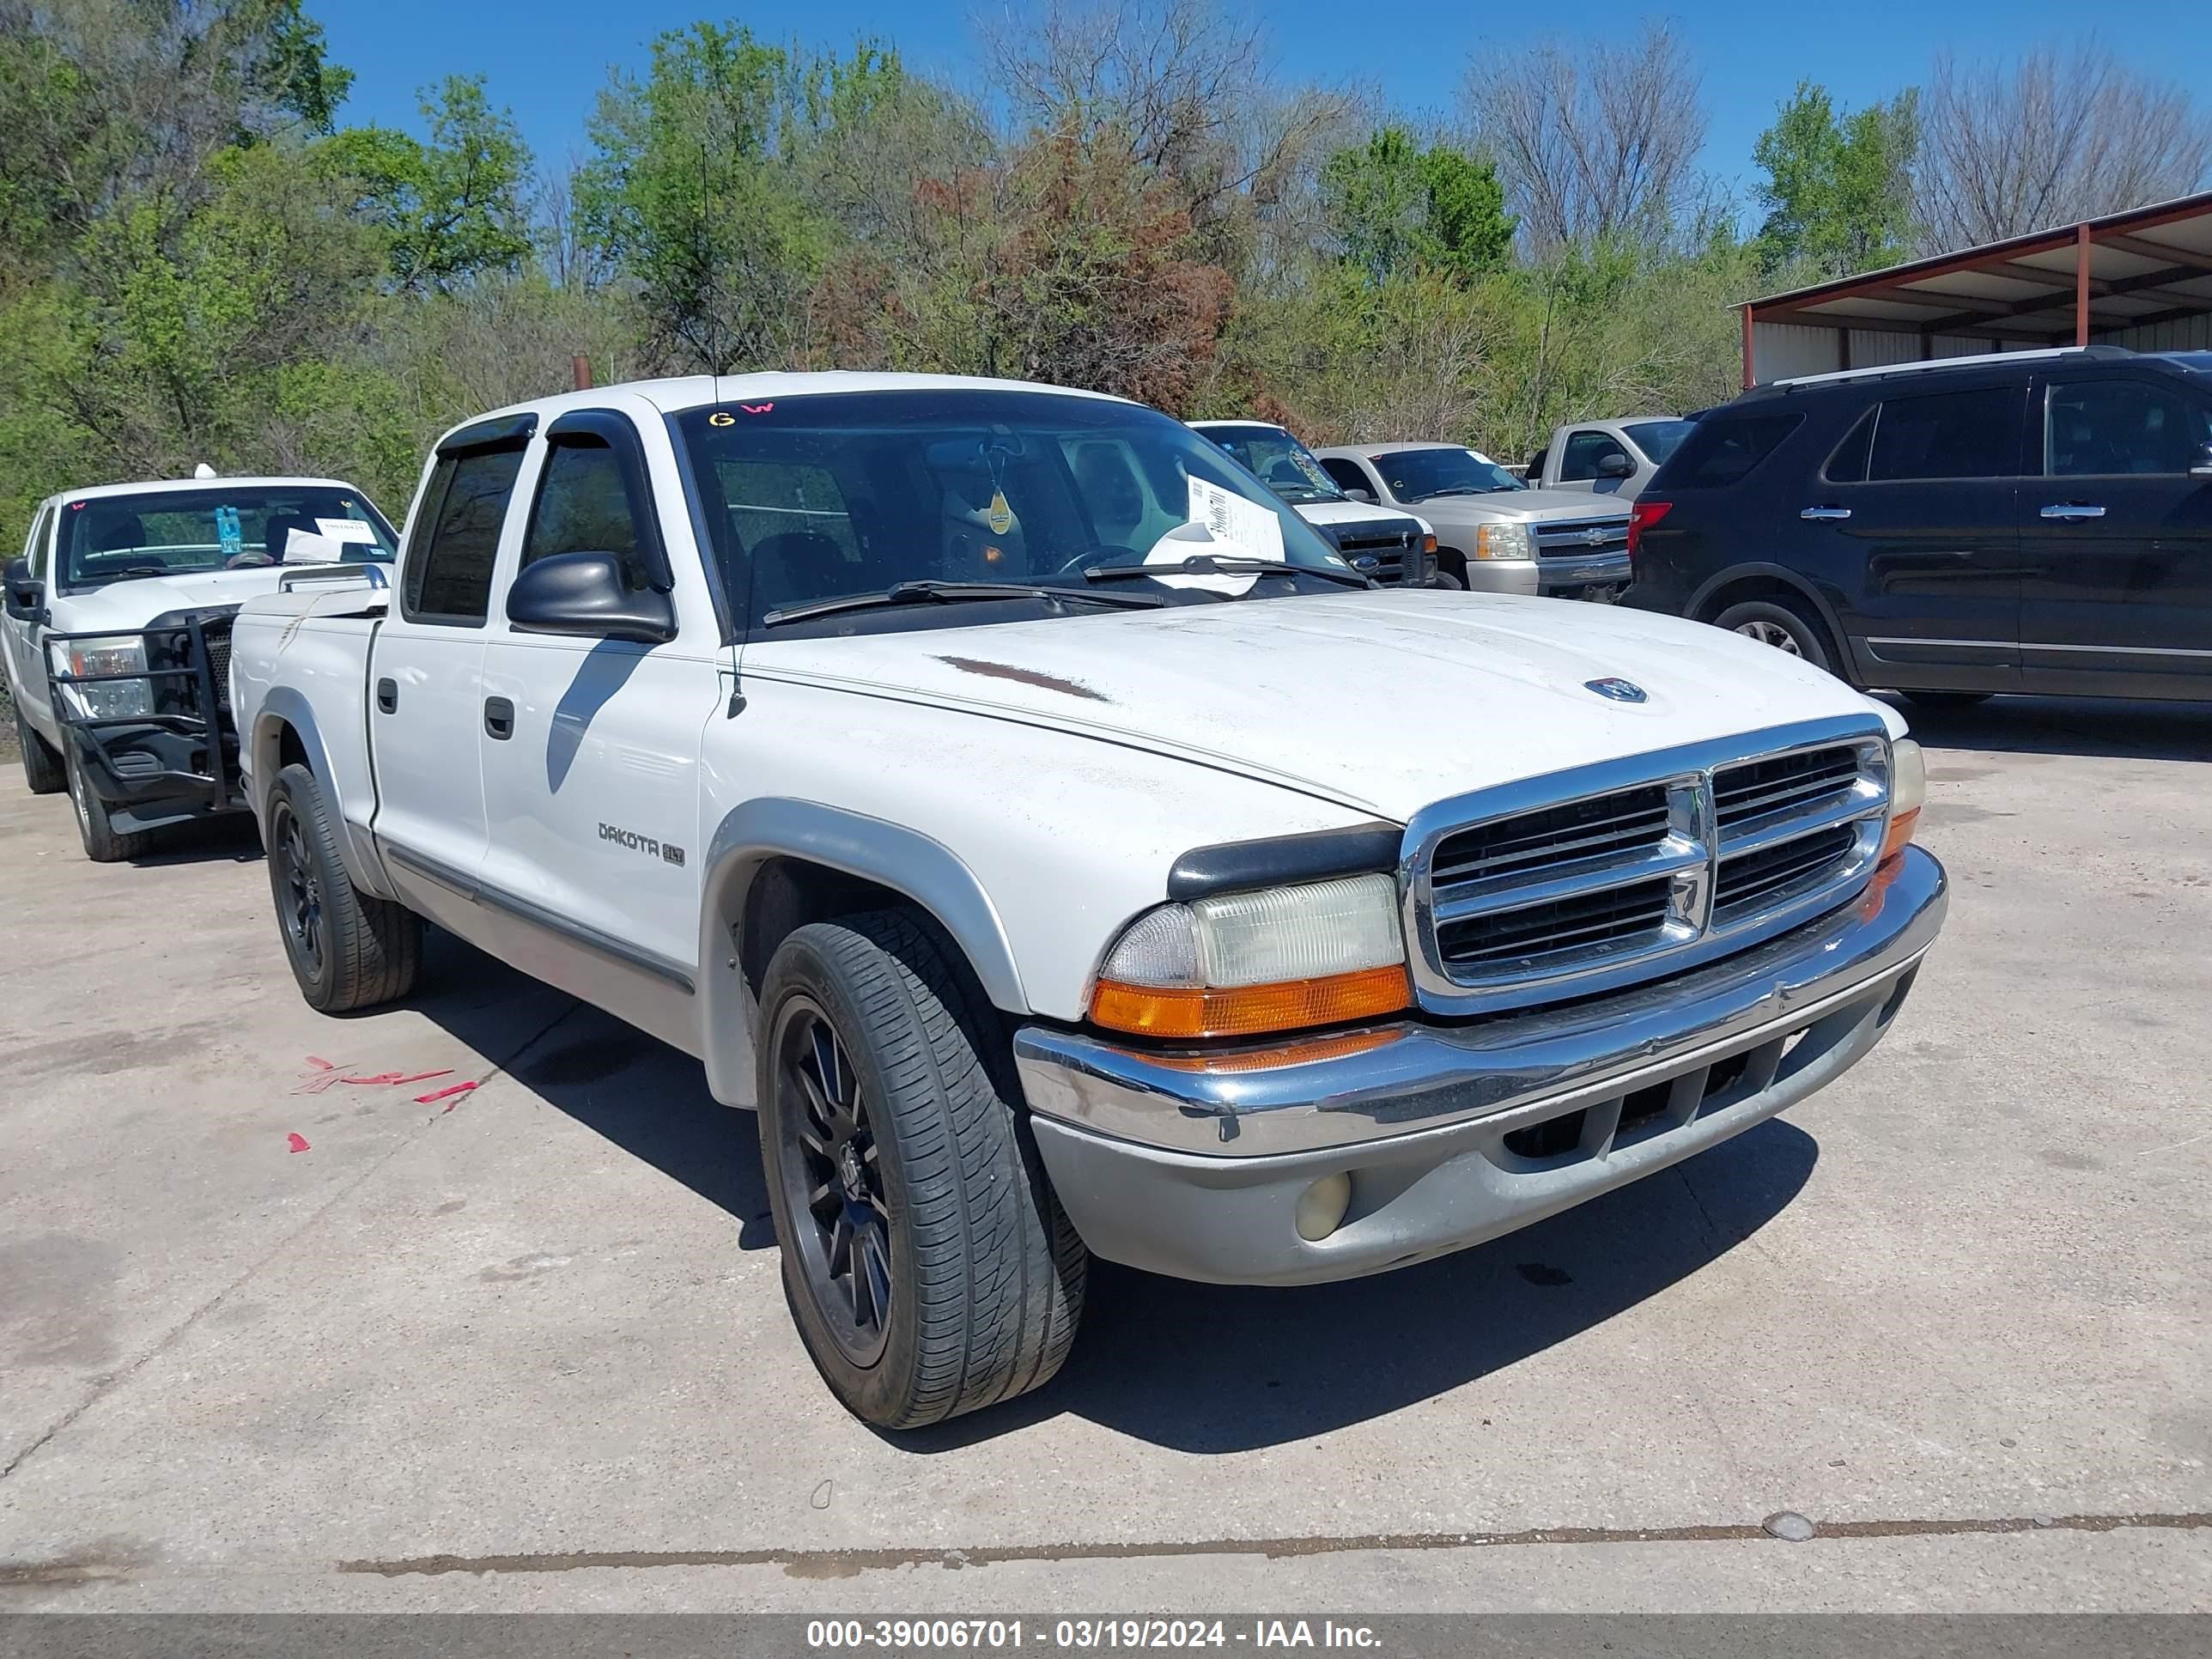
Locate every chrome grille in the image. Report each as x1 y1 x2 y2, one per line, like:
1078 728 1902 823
1532 517 1631 559
1405 723 1893 1012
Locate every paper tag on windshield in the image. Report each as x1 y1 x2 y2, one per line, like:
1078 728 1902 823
1187 476 1284 565
283 528 345 564
316 518 379 544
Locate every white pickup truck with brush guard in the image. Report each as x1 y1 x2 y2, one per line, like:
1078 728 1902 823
228 372 1948 1428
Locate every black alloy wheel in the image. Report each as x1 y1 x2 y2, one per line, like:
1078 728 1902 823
774 998 895 1365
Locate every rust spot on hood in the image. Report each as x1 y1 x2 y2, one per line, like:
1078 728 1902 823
933 655 1109 702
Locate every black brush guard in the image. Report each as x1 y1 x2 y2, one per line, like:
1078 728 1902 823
44 611 244 816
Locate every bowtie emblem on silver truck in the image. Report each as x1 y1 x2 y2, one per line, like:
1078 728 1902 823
1583 678 1647 703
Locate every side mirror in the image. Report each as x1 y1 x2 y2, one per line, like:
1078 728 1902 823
3 556 44 624
1595 451 1636 479
1345 486 1376 504
2191 441 2212 479
507 552 676 646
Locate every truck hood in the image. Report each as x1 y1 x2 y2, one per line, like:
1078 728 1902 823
740 591 1902 823
1411 489 1631 526
1291 499 1423 530
50 565 356 629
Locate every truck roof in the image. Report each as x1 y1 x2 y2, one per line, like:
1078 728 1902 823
43 475 371 507
440 371 1139 453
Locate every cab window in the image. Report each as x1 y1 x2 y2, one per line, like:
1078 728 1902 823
521 439 652 588
404 449 525 625
1560 429 1629 482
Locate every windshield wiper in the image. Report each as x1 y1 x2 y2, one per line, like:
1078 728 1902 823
1412 485 1492 499
1082 555 1372 590
762 580 1164 627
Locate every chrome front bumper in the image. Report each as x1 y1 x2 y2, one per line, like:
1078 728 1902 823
1015 845 1945 1285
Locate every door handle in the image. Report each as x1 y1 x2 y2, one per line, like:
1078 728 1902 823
375 678 398 714
483 696 514 740
1800 506 1851 520
2039 503 2106 520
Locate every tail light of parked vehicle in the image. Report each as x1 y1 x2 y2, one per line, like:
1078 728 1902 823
1627 498 1673 560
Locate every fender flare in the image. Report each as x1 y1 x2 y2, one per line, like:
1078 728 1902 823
694 798 1028 1105
251 687 397 899
1686 564 1863 684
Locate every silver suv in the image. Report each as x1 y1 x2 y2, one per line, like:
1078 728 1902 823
1316 443 1632 600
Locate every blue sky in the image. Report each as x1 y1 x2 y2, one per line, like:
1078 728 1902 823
313 0 2212 197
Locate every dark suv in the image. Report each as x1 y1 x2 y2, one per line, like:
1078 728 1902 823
1624 346 2212 704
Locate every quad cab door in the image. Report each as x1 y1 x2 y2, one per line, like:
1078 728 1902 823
1814 379 2029 694
371 422 534 934
2017 367 2212 697
476 405 725 1052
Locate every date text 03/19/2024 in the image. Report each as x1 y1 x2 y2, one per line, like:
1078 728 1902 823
805 1620 1383 1650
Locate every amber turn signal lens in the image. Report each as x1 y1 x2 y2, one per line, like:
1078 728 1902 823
1091 964 1412 1040
1878 805 1921 866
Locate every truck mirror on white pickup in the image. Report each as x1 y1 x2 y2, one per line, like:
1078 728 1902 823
3 556 42 623
506 551 677 646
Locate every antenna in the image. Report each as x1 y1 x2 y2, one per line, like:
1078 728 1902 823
700 141 723 406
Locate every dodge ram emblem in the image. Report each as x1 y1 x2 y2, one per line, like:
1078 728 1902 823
1584 678 1647 703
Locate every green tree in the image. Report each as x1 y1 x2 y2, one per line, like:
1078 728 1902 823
575 24 891 370
1321 127 1513 285
325 76 536 292
1753 82 1919 274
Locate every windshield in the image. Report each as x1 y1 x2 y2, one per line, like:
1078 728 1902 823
60 485 397 590
677 391 1351 631
1373 447 1524 501
1197 424 1344 505
1625 419 1695 465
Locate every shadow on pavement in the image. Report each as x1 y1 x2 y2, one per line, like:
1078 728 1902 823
409 931 778 1251
405 930 1816 1453
126 811 264 866
1887 694 2212 763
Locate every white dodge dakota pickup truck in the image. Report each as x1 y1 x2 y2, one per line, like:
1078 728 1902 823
230 372 1948 1429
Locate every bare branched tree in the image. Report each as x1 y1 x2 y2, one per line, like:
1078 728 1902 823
1916 41 2212 248
1460 21 1706 252
977 0 1352 222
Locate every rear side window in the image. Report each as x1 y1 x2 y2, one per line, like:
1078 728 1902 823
1824 408 1876 483
1867 386 2021 481
404 448 524 624
1663 413 1803 488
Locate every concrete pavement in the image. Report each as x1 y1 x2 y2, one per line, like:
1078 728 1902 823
1 696 2207 1613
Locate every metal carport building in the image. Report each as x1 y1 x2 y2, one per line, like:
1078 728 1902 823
1741 190 2212 386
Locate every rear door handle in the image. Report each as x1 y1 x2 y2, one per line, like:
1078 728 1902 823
375 678 398 714
1800 506 1850 520
2040 503 2106 520
483 696 514 740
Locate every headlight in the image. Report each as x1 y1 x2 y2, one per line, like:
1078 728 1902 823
1880 738 1924 864
51 635 152 720
1473 522 1534 561
1091 872 1411 1038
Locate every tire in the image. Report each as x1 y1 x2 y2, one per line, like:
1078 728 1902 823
757 911 1086 1430
64 744 151 862
1711 598 1838 675
1901 690 1993 710
1425 569 1464 591
265 762 421 1012
15 702 64 794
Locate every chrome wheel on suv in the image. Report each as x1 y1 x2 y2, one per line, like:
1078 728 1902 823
1735 618 1802 655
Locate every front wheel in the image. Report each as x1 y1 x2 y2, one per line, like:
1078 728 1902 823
65 745 151 862
265 763 421 1012
1711 598 1838 675
758 912 1085 1429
